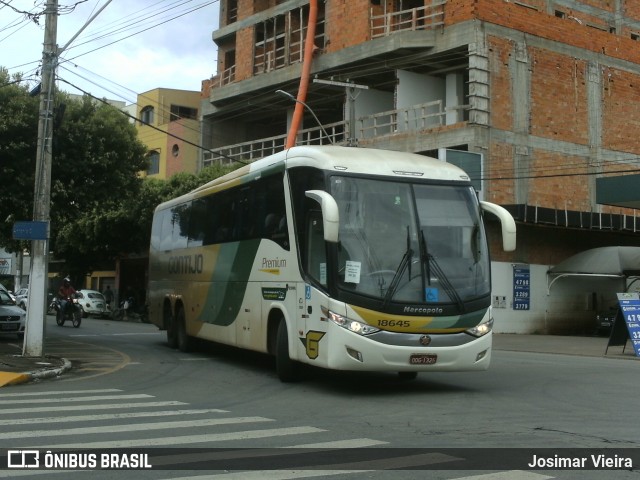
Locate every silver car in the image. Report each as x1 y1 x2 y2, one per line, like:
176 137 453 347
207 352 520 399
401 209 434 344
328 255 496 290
76 290 107 318
0 289 26 339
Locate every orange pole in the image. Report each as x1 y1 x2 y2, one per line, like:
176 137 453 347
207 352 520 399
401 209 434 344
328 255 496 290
285 0 318 149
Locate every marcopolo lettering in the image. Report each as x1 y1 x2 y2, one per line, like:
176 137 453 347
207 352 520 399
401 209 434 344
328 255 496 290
169 254 204 274
403 306 443 314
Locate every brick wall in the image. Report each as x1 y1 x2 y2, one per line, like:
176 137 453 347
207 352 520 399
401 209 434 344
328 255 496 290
488 37 514 131
529 49 589 144
234 28 255 81
602 67 640 154
325 0 371 52
486 142 516 205
475 0 640 64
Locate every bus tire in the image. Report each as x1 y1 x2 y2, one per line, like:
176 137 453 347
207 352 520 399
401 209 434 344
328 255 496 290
276 319 299 383
176 307 194 353
166 305 178 349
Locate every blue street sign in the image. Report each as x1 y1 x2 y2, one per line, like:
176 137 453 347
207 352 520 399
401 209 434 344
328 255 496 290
12 221 49 240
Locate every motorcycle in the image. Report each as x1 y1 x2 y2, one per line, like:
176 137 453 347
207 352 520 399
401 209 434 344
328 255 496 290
112 297 148 323
55 295 82 328
47 298 58 315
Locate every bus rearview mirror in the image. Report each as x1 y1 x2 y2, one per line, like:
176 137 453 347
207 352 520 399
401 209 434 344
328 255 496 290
305 190 340 243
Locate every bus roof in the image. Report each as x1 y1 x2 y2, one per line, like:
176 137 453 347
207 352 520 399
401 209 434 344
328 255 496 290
157 146 472 211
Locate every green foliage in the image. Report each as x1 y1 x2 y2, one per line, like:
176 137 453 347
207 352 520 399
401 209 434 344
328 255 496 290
0 68 242 278
0 72 146 277
0 68 39 254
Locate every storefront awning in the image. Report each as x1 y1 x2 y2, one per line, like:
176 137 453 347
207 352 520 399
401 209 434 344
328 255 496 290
547 246 640 293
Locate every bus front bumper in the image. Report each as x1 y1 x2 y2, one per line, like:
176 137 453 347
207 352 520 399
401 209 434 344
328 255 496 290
321 326 492 372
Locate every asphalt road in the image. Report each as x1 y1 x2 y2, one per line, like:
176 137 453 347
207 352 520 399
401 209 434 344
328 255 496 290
0 315 637 479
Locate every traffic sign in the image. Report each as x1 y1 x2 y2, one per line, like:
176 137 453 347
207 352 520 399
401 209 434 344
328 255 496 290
12 221 49 240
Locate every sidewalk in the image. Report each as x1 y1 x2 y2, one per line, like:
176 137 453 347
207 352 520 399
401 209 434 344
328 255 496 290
0 351 71 387
0 333 636 387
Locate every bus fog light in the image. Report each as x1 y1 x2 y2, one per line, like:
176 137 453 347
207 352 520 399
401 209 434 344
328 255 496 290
475 349 488 362
346 347 363 362
466 318 493 338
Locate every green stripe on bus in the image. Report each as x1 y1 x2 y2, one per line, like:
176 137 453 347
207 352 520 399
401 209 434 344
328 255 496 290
203 239 261 326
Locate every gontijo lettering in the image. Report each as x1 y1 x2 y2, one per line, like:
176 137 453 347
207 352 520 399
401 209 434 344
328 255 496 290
168 254 204 274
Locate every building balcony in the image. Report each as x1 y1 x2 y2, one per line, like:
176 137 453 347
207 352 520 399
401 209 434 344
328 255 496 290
202 100 469 167
370 2 446 39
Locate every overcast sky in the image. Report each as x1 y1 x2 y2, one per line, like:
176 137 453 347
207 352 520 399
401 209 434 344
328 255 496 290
1 0 220 105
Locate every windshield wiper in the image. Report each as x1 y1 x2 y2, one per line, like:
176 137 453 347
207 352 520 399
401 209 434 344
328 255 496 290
420 229 465 312
382 226 412 308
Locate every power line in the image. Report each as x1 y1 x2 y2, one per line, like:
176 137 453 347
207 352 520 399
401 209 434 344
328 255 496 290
57 76 243 165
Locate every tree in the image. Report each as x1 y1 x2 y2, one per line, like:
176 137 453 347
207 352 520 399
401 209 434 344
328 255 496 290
0 69 39 254
0 69 148 277
1 68 242 279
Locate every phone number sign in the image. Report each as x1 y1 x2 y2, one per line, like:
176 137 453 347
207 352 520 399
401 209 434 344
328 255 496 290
513 265 530 311
616 293 640 357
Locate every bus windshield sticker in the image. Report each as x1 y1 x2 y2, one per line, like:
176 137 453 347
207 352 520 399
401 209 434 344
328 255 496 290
345 261 362 284
320 263 327 284
426 288 439 302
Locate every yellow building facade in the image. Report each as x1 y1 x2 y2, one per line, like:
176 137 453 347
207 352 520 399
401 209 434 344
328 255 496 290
136 88 201 178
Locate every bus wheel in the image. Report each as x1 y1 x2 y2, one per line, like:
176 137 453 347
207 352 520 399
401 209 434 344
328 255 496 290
166 306 178 349
176 307 194 353
276 319 299 383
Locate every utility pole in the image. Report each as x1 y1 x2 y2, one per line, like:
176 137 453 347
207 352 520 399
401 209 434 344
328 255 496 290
312 78 368 147
24 0 58 357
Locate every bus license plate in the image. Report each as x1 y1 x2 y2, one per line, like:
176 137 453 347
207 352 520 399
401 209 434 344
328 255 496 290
0 324 18 331
410 354 437 365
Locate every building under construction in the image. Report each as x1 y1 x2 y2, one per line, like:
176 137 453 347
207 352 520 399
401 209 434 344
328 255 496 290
200 0 640 334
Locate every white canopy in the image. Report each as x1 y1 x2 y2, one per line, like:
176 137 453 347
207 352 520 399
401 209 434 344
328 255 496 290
547 246 640 293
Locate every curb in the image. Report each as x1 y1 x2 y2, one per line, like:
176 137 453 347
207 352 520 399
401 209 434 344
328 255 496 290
0 358 72 387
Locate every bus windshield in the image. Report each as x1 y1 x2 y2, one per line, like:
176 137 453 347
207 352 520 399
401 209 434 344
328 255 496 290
331 176 490 306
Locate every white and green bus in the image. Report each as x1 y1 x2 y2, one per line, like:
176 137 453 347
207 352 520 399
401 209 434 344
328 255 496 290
148 146 516 381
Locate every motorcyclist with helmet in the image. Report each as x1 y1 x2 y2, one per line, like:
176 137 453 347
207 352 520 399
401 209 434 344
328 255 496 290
58 277 77 316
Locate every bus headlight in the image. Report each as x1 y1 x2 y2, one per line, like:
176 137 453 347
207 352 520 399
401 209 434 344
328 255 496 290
325 309 380 336
466 317 493 338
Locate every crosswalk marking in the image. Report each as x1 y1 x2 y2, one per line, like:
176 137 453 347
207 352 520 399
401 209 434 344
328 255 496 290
157 471 555 480
164 471 370 480
31 426 326 449
0 416 273 440
0 388 122 398
0 471 556 480
0 394 153 405
0 401 187 415
288 439 388 448
0 408 230 426
0 388 557 480
451 472 553 480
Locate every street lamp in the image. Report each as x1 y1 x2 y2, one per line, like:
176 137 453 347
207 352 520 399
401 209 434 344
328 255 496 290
275 90 332 145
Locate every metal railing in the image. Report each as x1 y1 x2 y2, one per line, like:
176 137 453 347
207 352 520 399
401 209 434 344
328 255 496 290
217 64 235 88
253 10 325 75
358 101 447 138
203 120 347 167
370 2 446 38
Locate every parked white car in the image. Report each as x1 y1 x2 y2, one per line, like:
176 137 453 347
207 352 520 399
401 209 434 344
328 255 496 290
0 289 25 339
76 289 107 318
0 284 15 302
14 287 28 310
